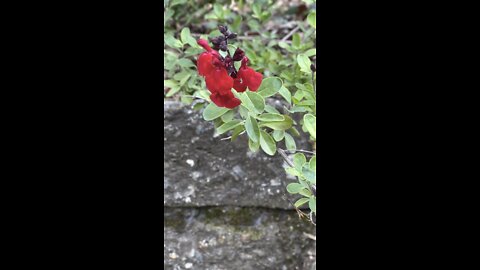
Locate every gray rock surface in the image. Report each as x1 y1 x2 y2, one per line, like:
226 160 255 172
164 101 312 209
164 101 316 270
164 206 316 270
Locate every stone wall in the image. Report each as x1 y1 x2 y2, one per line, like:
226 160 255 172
164 101 316 270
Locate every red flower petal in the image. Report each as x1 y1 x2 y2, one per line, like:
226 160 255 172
237 66 263 91
210 92 241 109
205 68 234 95
197 39 213 52
233 77 247 92
197 52 215 77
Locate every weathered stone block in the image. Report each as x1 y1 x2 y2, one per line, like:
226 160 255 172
164 206 316 270
164 101 312 209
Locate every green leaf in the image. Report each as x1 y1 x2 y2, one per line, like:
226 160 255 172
165 86 181 97
238 105 249 119
258 115 293 130
256 113 285 122
257 77 283 97
202 103 229 121
213 118 224 129
278 41 290 49
252 3 262 18
293 153 306 171
177 59 195 68
259 130 276 156
299 188 312 197
297 54 312 73
285 106 308 113
181 95 193 105
264 105 280 114
173 70 190 81
193 102 204 111
307 11 316 29
309 197 316 213
227 44 237 56
184 47 203 57
309 156 316 171
294 198 310 208
231 125 245 141
164 80 178 88
213 4 224 19
302 167 316 184
245 115 260 143
179 74 191 86
272 130 285 142
288 127 301 137
278 86 291 105
247 91 265 113
170 0 187 7
194 89 210 101
305 48 316 57
286 183 304 194
231 14 242 31
285 167 300 176
284 132 296 151
237 91 265 114
221 110 235 122
216 120 242 135
248 138 259 152
164 34 183 48
292 33 301 48
304 114 316 139
180 27 198 47
297 100 315 106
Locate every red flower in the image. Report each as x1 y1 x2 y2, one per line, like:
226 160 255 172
232 57 263 92
196 38 262 109
197 39 240 108
205 67 234 95
210 91 241 109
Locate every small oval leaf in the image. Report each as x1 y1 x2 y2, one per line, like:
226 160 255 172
286 183 304 194
309 197 316 213
256 113 285 122
307 11 316 29
202 103 229 121
216 120 242 135
294 198 310 208
284 132 296 151
248 138 260 152
309 156 316 171
272 130 285 142
259 130 276 156
304 114 316 139
245 115 260 143
297 54 312 73
257 77 283 97
258 115 293 130
293 153 306 170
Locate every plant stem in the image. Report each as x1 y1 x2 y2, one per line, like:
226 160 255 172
278 148 295 167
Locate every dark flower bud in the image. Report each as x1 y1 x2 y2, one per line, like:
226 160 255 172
210 36 225 46
232 48 245 61
227 32 237 39
218 25 228 34
219 41 228 51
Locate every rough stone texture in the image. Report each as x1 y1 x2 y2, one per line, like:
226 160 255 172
164 101 316 270
164 101 312 209
164 206 316 270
